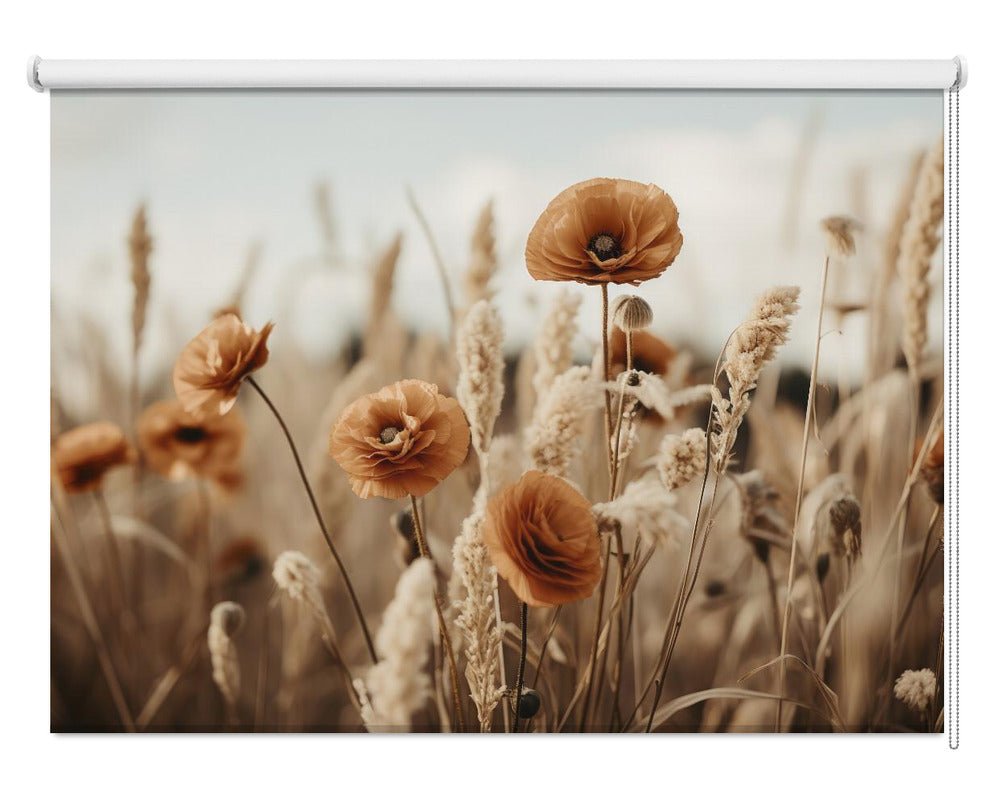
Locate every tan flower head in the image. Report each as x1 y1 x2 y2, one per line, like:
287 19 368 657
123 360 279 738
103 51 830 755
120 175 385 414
173 314 273 417
525 178 683 286
329 379 471 499
52 421 135 493
820 216 861 258
137 399 246 489
484 470 601 607
894 668 937 713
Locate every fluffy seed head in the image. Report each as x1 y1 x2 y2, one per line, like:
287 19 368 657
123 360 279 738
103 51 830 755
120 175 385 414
361 558 437 730
894 668 937 713
657 428 707 492
208 601 245 709
525 366 599 478
532 289 582 403
456 301 505 458
273 551 323 606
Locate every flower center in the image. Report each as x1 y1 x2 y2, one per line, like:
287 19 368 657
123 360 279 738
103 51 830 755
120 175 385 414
587 233 621 262
174 426 207 444
379 426 401 444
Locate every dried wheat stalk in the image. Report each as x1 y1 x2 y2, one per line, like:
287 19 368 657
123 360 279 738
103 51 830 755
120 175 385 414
898 138 944 375
464 199 497 308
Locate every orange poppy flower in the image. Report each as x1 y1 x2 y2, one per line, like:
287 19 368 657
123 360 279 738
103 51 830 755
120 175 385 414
214 536 268 585
137 399 246 489
484 470 602 608
173 314 273 417
329 379 470 500
525 178 683 287
609 326 678 378
52 421 136 493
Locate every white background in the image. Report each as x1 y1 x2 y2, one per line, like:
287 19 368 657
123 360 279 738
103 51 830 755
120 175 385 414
1 2 994 808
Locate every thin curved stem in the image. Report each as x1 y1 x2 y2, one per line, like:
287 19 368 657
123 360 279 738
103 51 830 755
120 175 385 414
558 543 657 732
601 283 614 469
814 399 944 681
775 254 829 731
512 601 529 733
409 494 466 732
609 525 629 727
493 570 511 733
406 187 457 338
894 504 943 640
628 421 716 732
886 372 921 698
52 498 135 731
579 536 612 730
196 480 213 608
533 606 562 683
93 489 127 618
314 611 365 719
246 376 377 664
644 493 721 732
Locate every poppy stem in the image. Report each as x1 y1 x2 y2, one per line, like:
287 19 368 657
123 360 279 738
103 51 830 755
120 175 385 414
894 504 943 641
512 601 529 733
600 283 614 474
776 254 830 731
196 479 214 608
246 376 377 665
93 488 127 624
579 537 612 731
52 498 136 731
409 495 466 732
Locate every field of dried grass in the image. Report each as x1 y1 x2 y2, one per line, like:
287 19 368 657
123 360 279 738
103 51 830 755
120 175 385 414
50 149 945 732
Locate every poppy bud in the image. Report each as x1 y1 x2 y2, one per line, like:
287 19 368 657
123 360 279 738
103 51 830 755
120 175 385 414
611 294 654 333
516 688 541 719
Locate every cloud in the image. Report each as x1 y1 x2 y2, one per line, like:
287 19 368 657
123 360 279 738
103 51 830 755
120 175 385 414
51 92 942 381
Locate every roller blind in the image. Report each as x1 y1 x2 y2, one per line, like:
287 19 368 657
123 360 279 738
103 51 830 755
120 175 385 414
40 58 962 740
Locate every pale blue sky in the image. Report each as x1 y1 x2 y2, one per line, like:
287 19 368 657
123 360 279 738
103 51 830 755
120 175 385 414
51 89 942 386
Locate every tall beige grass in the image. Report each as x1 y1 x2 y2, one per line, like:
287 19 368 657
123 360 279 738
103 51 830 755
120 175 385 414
51 151 947 735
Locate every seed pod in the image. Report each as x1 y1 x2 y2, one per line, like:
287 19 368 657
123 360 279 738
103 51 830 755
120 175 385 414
828 496 862 559
516 688 541 719
611 295 654 333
